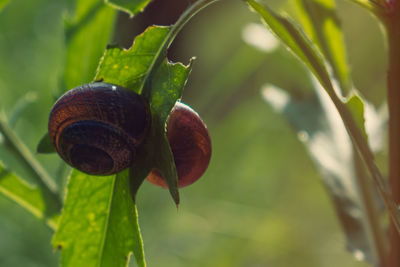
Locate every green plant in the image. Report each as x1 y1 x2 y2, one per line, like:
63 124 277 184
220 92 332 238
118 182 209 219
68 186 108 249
0 0 399 266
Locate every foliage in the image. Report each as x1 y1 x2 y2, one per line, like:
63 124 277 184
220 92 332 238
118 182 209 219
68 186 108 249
0 0 396 266
53 170 145 267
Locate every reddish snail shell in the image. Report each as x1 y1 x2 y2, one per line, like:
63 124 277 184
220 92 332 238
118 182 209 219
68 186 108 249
48 82 150 175
146 102 212 188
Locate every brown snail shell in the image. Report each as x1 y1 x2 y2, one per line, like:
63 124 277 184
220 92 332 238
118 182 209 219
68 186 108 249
48 82 150 175
146 102 212 188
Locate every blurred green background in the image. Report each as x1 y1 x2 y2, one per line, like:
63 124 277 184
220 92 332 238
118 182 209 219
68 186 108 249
0 0 387 266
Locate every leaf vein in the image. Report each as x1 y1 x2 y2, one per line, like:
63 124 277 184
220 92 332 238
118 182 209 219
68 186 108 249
97 177 117 267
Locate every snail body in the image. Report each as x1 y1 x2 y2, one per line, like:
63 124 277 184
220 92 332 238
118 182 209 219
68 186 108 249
146 102 212 188
48 82 150 175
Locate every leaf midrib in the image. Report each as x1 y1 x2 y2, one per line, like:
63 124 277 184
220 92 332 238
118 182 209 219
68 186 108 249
97 176 117 267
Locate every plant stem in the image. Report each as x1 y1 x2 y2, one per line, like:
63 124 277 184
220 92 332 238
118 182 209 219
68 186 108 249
353 151 388 266
141 0 220 98
0 113 62 215
385 3 400 266
347 0 389 19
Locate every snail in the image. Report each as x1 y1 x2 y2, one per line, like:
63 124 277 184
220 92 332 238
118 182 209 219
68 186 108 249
48 82 150 175
146 102 212 188
48 82 211 185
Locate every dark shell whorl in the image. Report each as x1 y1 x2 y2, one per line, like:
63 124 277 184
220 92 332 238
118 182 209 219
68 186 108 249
48 82 150 175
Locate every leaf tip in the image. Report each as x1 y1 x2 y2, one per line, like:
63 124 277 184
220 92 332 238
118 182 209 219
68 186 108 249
36 133 56 154
171 189 180 206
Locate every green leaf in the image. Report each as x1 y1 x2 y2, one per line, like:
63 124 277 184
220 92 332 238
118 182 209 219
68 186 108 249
54 25 193 267
129 115 179 204
248 0 400 242
36 133 56 154
105 0 151 17
293 0 351 94
95 26 170 93
246 0 334 96
150 59 193 122
95 25 193 203
0 0 9 13
53 170 145 267
63 0 116 91
142 58 193 204
0 114 61 209
261 83 385 265
0 161 58 230
346 93 368 141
